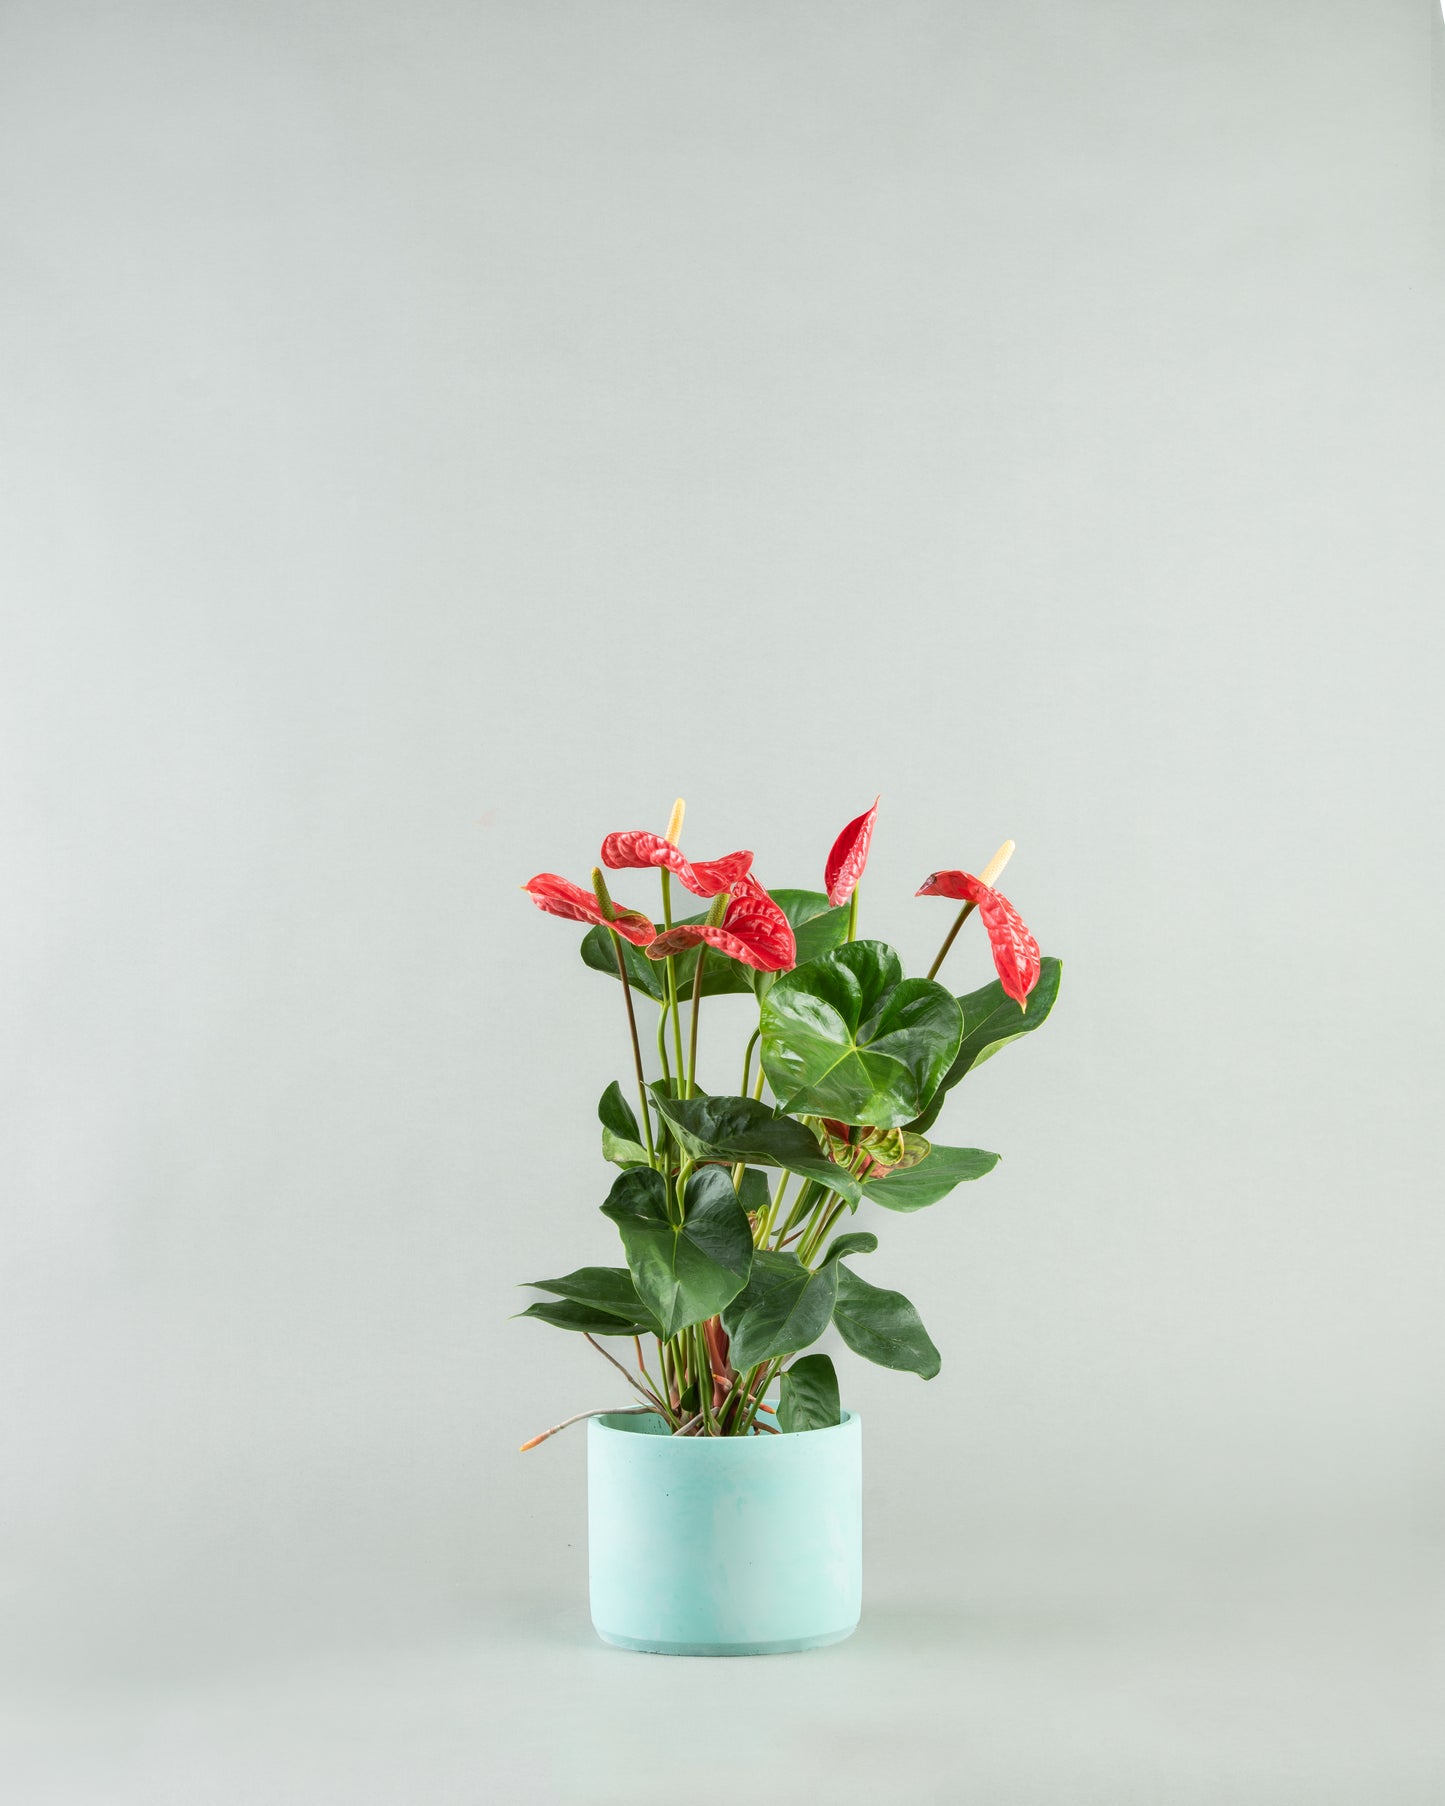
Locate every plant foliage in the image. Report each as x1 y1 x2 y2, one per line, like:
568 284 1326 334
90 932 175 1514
515 802 1060 1441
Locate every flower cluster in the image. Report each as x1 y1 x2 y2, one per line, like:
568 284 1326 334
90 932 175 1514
525 829 794 972
525 796 1041 1004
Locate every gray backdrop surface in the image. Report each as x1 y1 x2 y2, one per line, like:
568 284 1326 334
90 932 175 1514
2 3 1442 1801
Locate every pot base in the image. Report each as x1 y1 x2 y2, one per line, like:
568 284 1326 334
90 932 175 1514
596 1621 859 1658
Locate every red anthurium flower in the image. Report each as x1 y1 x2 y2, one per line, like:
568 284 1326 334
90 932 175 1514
915 870 1041 1006
601 830 754 899
825 797 879 908
523 873 656 946
645 874 796 973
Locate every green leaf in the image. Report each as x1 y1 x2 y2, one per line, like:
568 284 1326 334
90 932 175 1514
908 956 1062 1133
580 919 754 1001
581 895 848 1002
580 926 668 1001
601 1166 753 1338
721 1250 839 1368
598 1080 640 1144
516 1297 657 1336
783 891 854 967
832 1265 941 1378
861 1144 1000 1212
777 1352 841 1432
601 1127 651 1169
818 1230 878 1267
738 1167 771 1215
521 1265 661 1334
739 890 852 997
667 930 756 997
652 1092 863 1205
759 940 963 1129
525 1264 653 1315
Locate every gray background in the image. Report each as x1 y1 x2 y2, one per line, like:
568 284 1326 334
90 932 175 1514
2 2 1443 1801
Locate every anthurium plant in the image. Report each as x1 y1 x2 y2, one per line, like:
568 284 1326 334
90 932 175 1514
517 799 1061 1447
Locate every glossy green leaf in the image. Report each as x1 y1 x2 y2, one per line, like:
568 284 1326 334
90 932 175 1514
738 1167 771 1215
580 926 668 1001
601 1126 651 1169
580 918 754 1001
524 1265 647 1313
516 1297 657 1336
832 1265 941 1378
721 1250 838 1368
759 940 963 1129
818 1230 878 1267
652 1092 863 1205
601 1166 752 1338
784 891 854 967
520 1264 661 1336
861 1144 1000 1212
739 890 851 997
777 1352 841 1433
908 957 1062 1133
598 1080 640 1144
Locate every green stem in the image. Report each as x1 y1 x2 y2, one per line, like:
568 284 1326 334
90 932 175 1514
926 900 977 982
686 946 706 1097
737 1358 781 1435
716 1360 755 1434
666 1332 687 1414
772 1178 817 1249
798 1196 848 1265
606 929 655 1165
655 999 672 1087
757 1172 790 1246
634 1335 670 1421
694 1324 716 1434
660 868 687 1087
847 884 859 943
659 1336 679 1412
666 961 686 1087
740 1028 760 1097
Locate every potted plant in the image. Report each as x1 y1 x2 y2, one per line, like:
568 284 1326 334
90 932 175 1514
517 799 1061 1655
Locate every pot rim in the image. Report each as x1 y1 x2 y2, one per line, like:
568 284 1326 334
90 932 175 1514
590 1406 859 1444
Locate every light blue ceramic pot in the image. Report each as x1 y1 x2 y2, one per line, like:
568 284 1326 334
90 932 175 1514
587 1408 862 1656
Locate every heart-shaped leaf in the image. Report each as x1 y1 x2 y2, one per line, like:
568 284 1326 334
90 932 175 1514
741 890 851 997
907 957 1062 1134
832 1265 941 1378
818 1230 878 1266
721 1250 839 1368
517 1298 657 1336
782 890 854 967
861 1144 1000 1212
601 1166 752 1338
738 1167 772 1215
601 1126 651 1169
759 940 963 1128
580 920 754 1001
598 1080 640 1144
652 1093 862 1205
778 1352 841 1432
518 1265 660 1337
